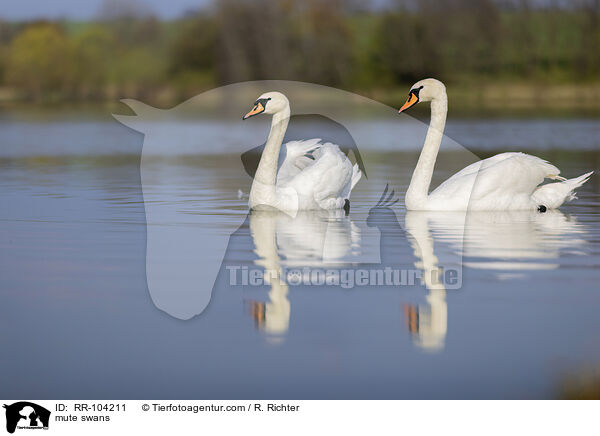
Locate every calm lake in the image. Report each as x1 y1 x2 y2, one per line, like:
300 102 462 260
1 105 599 399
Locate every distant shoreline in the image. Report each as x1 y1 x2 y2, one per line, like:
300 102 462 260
2 82 599 117
368 82 600 113
0 81 600 117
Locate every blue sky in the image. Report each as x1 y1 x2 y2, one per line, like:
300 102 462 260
0 0 565 21
0 0 212 20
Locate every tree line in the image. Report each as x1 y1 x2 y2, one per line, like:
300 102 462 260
0 0 598 103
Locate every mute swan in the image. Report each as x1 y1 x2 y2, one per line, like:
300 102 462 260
399 78 593 211
243 92 362 212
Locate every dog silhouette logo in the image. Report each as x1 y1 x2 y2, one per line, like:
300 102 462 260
3 402 50 434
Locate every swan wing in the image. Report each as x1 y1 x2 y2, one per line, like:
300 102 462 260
430 152 561 209
470 153 561 198
280 142 355 209
442 152 520 180
277 138 323 184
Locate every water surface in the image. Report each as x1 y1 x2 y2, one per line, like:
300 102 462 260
1 110 599 399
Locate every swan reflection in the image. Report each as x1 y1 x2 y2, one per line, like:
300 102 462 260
403 211 448 352
244 202 586 350
411 209 587 273
403 208 587 351
247 209 358 341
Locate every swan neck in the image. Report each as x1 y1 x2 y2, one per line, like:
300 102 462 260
406 96 447 208
254 108 290 187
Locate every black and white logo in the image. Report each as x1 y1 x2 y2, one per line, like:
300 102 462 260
3 402 50 434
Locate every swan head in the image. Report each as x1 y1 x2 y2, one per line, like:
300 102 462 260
242 91 289 120
399 78 446 112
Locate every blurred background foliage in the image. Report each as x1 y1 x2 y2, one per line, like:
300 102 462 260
0 0 599 107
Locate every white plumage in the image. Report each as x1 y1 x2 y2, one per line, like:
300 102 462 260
278 139 361 210
243 92 361 212
400 78 593 211
428 152 592 210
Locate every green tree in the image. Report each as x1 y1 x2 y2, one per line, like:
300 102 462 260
111 47 166 99
297 0 355 87
214 0 353 87
6 23 75 100
72 25 116 98
377 9 441 84
169 14 216 73
216 0 297 84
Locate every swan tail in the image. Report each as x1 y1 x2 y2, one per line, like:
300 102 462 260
562 171 594 201
532 171 593 209
350 163 362 191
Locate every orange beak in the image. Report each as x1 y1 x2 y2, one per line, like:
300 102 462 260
243 102 265 120
399 93 419 113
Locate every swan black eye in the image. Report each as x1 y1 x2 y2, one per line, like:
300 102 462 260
411 85 424 99
255 97 271 108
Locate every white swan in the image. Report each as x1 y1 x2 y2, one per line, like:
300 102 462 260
399 78 593 211
243 92 361 212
